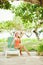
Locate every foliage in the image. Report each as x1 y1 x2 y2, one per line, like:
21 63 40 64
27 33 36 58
10 2 43 40
0 2 43 40
0 38 43 51
0 2 43 31
0 21 15 31
0 17 24 31
0 38 7 42
13 2 43 30
0 0 11 9
37 43 43 52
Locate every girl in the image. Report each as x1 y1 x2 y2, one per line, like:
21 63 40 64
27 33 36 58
14 32 30 56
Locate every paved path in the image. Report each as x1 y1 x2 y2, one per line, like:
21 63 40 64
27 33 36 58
0 52 43 65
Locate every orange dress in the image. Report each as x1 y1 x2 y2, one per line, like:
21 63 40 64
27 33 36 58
14 38 21 48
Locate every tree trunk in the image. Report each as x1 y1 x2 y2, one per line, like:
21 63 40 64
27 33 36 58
24 0 43 6
33 29 40 40
39 0 43 6
8 0 43 6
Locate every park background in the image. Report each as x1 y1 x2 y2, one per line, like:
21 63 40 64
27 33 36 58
0 0 43 56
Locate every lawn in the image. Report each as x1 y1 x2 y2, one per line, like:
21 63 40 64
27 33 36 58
21 38 43 51
0 38 43 52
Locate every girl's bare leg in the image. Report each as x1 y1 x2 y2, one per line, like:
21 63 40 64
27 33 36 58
20 48 22 55
23 46 30 55
17 46 22 56
19 45 30 55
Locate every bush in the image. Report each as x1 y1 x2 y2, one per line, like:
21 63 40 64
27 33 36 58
0 1 11 9
37 44 43 52
37 44 43 56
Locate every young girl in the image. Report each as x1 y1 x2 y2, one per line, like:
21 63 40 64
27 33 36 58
14 32 30 56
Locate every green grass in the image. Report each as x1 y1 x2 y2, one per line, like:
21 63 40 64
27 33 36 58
0 38 43 52
21 38 43 51
0 38 7 52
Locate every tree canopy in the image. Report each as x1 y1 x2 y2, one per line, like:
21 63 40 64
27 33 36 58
13 2 43 30
0 0 11 9
11 2 43 39
0 1 43 40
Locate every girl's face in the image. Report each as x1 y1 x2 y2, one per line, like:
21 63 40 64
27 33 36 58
15 32 19 37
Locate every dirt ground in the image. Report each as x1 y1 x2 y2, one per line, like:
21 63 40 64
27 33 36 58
0 52 43 65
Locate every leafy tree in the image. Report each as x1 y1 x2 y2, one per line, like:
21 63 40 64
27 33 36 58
0 0 11 9
0 17 23 32
12 2 43 40
0 1 43 40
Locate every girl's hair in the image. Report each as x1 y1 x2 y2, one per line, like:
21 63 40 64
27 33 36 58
15 32 18 37
18 35 20 38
